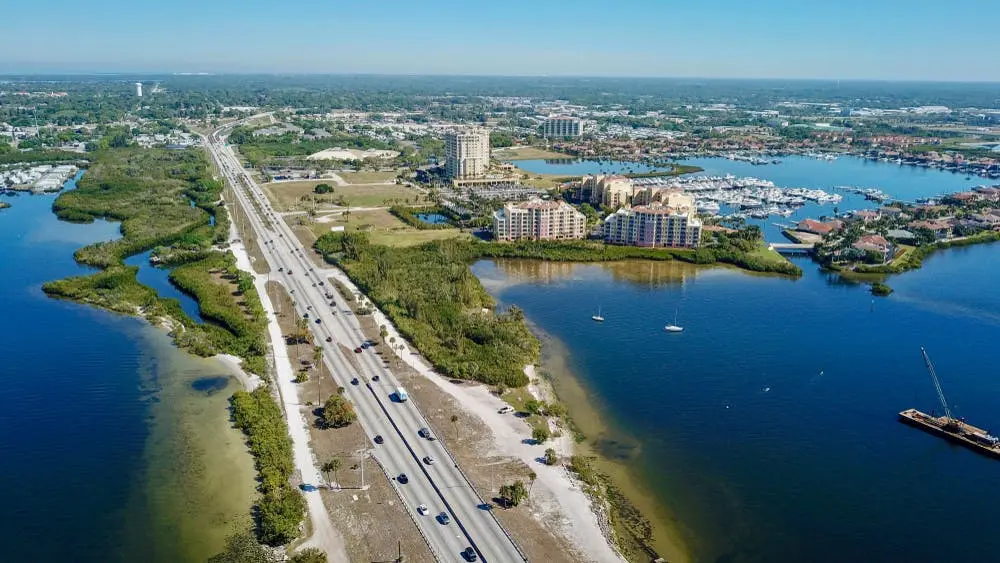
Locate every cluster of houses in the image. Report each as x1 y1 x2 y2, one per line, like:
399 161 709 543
793 185 1000 266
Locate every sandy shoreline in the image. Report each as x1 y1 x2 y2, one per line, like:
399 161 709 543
325 267 628 563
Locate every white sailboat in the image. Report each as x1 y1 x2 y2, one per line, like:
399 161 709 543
591 306 605 322
664 308 683 332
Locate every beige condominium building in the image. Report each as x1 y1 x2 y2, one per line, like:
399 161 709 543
542 116 584 138
577 174 635 208
445 126 490 179
493 198 587 241
603 203 702 248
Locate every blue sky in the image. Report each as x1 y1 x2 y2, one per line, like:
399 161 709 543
1 0 997 80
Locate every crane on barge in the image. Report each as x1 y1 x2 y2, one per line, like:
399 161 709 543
898 348 1000 459
921 347 958 429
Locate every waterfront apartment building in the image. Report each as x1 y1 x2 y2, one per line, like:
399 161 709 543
632 188 695 212
603 204 702 248
493 198 586 241
445 127 490 180
543 116 584 138
577 174 635 208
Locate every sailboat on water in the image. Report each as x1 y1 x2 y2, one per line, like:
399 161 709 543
592 306 605 322
664 308 683 332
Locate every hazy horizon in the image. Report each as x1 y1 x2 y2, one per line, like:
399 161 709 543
3 0 998 81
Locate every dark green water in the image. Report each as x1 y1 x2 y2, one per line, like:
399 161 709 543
473 158 1000 563
0 174 254 561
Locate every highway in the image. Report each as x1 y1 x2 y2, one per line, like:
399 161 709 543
206 122 526 563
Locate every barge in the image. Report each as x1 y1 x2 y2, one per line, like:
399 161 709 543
900 348 1000 460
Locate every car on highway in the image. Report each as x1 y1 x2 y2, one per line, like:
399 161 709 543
418 427 434 440
278 267 284 272
397 473 408 484
288 270 293 275
315 318 321 324
438 512 450 525
354 347 363 353
325 336 332 342
303 313 309 319
498 406 515 414
462 547 478 561
373 435 383 444
371 375 380 382
423 456 435 465
361 342 370 349
318 281 325 286
416 504 429 516
351 377 359 385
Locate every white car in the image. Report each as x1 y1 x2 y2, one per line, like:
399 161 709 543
498 406 514 414
417 504 429 516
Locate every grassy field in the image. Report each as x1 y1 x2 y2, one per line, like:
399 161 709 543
261 180 420 210
336 170 400 184
493 146 571 160
748 244 796 270
298 209 472 248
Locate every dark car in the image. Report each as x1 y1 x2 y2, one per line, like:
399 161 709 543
373 435 383 444
325 336 332 342
288 270 293 275
462 547 477 561
361 342 370 349
278 267 284 272
371 375 380 382
315 318 321 324
303 313 309 319
397 473 408 484
351 377 359 385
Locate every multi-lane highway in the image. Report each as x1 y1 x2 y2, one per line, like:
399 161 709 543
206 122 526 563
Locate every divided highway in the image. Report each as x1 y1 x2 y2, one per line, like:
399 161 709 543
206 123 526 563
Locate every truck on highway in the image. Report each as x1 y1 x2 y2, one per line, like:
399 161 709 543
395 387 409 402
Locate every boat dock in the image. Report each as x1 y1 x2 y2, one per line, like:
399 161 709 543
898 409 1000 460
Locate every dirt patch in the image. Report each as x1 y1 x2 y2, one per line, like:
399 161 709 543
266 282 433 563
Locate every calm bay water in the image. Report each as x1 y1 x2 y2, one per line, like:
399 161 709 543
0 174 254 562
474 158 1000 563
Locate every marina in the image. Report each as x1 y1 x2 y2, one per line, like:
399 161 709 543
633 173 842 218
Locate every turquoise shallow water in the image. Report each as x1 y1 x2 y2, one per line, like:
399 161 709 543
474 157 1000 563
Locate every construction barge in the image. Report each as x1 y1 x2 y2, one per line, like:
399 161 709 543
899 348 1000 460
898 409 1000 459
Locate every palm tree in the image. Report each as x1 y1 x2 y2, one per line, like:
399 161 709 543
322 457 342 488
450 414 459 439
527 470 537 497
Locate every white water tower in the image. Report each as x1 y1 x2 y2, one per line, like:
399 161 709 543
135 82 142 97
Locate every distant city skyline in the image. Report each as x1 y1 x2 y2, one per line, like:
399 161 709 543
2 0 998 81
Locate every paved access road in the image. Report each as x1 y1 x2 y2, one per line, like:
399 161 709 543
206 123 526 563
